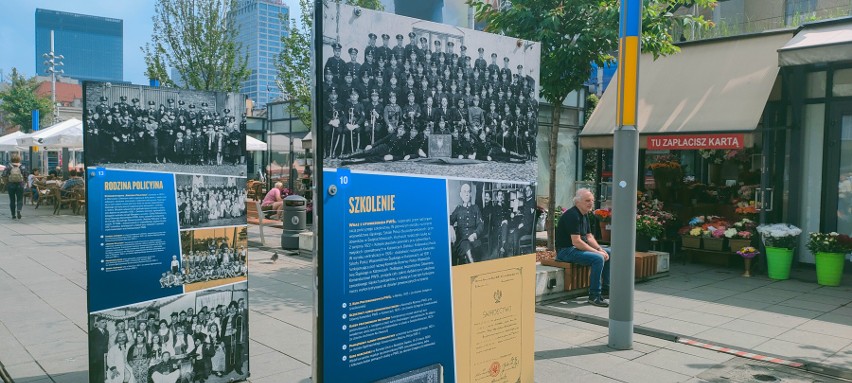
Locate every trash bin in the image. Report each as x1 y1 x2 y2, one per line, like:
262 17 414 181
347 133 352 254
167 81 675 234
281 195 307 249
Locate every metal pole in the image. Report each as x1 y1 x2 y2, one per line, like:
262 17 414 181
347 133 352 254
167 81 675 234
50 31 56 123
609 0 641 350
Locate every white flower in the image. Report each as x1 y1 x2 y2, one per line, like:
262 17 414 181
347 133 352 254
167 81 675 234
724 228 738 238
757 223 802 238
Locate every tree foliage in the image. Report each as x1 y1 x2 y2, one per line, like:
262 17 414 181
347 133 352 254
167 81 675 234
142 0 250 92
469 0 716 249
0 68 54 133
277 0 383 128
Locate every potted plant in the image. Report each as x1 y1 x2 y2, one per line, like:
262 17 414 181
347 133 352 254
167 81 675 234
648 154 682 202
806 232 852 286
736 246 760 277
699 149 725 185
636 214 663 252
756 223 802 280
593 208 612 242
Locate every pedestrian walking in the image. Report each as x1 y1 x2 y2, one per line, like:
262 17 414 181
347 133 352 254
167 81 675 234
3 153 28 220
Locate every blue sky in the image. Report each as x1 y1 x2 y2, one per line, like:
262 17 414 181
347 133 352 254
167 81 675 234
0 0 302 85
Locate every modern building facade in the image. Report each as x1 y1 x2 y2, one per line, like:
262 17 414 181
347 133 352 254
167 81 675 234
34 8 123 83
234 0 289 109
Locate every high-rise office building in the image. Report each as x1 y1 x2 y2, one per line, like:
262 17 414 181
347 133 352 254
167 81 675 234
35 9 123 83
234 0 289 109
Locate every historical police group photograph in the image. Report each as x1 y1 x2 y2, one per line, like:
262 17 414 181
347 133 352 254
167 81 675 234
179 227 248 293
175 174 247 230
447 180 537 266
88 282 249 383
320 3 540 183
84 83 247 177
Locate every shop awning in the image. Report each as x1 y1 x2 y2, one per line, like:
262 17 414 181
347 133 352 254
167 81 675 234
580 31 793 149
779 18 852 66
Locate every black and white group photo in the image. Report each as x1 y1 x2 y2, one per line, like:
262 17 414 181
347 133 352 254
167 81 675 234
321 4 540 183
175 227 248 292
84 83 247 176
447 180 537 266
175 174 247 230
88 282 249 383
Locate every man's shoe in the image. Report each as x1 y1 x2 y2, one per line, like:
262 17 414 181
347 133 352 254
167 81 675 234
16 212 21 219
587 296 609 307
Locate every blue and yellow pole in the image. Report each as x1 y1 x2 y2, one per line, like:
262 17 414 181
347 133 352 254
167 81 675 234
609 0 641 350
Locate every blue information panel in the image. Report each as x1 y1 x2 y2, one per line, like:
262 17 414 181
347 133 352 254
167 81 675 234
84 82 250 383
322 170 456 383
87 168 182 312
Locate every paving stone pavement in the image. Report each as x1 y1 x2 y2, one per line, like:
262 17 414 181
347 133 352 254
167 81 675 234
1 199 850 382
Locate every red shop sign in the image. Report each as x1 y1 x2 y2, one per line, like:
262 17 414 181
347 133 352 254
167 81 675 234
646 134 745 150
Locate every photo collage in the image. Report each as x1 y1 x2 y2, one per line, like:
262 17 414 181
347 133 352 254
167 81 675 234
84 82 250 383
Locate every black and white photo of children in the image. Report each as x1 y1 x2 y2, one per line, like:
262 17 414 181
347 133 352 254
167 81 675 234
175 174 247 230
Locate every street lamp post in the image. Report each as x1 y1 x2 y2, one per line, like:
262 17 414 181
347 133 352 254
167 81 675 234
42 30 64 175
42 30 64 124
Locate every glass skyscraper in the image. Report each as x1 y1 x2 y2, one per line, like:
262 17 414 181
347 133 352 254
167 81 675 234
234 0 289 109
35 9 123 83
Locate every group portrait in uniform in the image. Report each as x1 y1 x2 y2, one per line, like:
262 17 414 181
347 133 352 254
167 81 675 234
447 180 537 266
84 83 247 177
88 283 249 383
321 7 540 183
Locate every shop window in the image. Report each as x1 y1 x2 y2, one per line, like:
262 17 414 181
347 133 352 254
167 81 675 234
805 71 826 99
832 68 852 97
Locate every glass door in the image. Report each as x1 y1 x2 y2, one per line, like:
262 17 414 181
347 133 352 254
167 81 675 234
825 101 852 235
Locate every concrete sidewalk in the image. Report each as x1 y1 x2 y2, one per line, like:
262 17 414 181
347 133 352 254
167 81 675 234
1 200 850 382
540 261 852 375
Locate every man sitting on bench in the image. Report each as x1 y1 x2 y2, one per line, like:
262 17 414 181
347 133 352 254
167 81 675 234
261 182 290 219
555 188 611 307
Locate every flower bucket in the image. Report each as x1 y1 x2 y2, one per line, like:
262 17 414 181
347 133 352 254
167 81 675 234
703 237 725 251
765 246 794 280
815 252 846 286
599 222 611 242
636 235 651 252
728 238 751 252
682 235 701 249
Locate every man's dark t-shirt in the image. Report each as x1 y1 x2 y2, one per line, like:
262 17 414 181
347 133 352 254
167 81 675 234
555 206 590 251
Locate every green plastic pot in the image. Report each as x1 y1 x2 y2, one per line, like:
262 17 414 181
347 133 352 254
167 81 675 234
815 252 846 287
765 246 794 280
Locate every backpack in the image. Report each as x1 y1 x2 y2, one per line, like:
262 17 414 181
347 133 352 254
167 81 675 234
8 165 23 184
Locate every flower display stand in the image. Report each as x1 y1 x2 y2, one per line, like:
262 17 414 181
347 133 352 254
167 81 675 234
728 238 751 252
703 237 726 251
764 246 794 280
682 235 701 249
814 252 846 286
742 258 753 277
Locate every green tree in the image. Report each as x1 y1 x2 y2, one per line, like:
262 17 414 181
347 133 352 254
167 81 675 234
277 0 383 128
142 0 250 92
0 68 53 133
470 0 715 249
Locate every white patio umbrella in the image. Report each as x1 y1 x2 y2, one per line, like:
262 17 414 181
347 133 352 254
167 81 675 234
0 131 27 151
17 118 83 150
247 136 268 151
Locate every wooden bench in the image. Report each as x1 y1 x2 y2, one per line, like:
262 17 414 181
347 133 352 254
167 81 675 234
246 199 283 246
540 251 660 293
